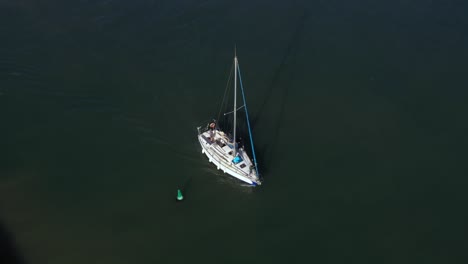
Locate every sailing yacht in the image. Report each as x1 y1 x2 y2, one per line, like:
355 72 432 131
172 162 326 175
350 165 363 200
197 52 261 186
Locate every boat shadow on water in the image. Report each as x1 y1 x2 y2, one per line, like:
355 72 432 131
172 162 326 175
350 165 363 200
0 220 26 264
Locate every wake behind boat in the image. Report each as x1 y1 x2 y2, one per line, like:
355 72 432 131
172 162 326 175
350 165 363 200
197 52 261 186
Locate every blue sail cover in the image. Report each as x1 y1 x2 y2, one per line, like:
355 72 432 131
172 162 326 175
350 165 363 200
237 63 259 176
232 156 243 164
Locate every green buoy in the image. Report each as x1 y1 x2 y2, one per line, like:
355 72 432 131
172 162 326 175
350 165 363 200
176 189 184 201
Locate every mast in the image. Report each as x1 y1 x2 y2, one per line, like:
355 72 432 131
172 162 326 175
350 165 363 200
233 50 238 156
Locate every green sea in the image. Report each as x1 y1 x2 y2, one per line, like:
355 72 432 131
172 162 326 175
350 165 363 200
1 1 467 263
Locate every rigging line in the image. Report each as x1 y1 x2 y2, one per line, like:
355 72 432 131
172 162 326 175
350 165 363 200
217 61 234 123
223 105 245 116
237 62 259 176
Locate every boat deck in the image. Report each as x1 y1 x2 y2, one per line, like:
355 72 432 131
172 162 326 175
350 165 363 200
198 128 259 184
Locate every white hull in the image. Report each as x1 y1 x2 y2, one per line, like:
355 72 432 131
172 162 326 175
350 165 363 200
197 128 261 186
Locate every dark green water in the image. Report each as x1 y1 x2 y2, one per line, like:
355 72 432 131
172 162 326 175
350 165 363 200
1 1 468 263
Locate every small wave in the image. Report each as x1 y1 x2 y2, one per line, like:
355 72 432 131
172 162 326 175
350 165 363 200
0 60 42 80
65 95 120 114
0 60 47 96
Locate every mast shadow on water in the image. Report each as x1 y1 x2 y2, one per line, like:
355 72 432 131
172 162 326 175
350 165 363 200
252 10 309 175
